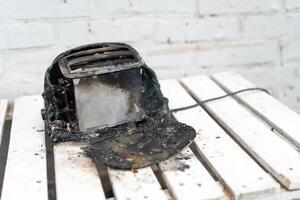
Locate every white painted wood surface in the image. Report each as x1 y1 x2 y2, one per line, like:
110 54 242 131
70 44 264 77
259 189 300 200
181 75 300 190
54 142 106 200
160 80 226 200
0 99 8 145
161 80 280 200
212 72 300 150
1 96 47 200
108 167 169 200
2 74 300 200
159 147 226 200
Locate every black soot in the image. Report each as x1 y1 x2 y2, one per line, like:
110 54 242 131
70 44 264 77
42 43 196 169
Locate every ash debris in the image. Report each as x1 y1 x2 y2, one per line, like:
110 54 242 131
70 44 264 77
42 43 196 169
84 113 195 169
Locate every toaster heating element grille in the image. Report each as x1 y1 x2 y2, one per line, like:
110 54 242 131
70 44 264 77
58 44 144 78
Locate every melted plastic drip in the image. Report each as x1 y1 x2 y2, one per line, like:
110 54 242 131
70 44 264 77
83 114 195 169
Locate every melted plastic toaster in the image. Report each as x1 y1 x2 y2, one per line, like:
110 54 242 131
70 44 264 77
42 43 196 169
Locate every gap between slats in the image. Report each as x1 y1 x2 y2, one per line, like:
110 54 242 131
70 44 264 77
159 80 227 200
45 134 57 200
0 120 11 198
0 100 10 198
211 73 300 152
107 166 170 200
162 79 279 200
95 161 115 199
179 79 281 179
181 75 300 191
54 142 107 200
1 96 48 200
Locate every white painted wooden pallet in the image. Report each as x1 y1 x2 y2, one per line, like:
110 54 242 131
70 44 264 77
1 73 300 200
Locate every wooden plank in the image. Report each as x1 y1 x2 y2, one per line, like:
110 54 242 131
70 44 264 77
258 189 300 200
181 75 300 190
159 80 225 200
212 72 300 150
107 167 169 200
1 96 47 200
159 147 225 200
0 99 8 145
54 142 106 200
161 80 280 200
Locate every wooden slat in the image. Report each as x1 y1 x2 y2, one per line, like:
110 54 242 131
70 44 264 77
54 142 106 200
0 99 8 145
258 189 300 200
160 80 226 200
161 80 279 200
212 72 300 150
181 75 300 190
108 167 169 200
159 148 226 200
1 96 47 200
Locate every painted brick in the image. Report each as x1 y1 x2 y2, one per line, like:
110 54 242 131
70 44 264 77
286 14 300 37
140 44 198 68
195 41 280 67
0 75 43 100
198 0 281 15
6 23 53 49
157 17 239 43
1 0 89 19
143 41 280 69
0 0 299 114
91 0 196 16
151 66 211 79
282 38 300 60
89 18 156 43
241 65 300 113
285 0 300 11
54 21 90 48
4 48 62 76
0 48 64 99
0 55 5 76
242 15 286 38
0 26 7 50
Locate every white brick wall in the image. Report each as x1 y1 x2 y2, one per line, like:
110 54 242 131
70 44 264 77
242 15 286 39
54 21 90 47
0 0 89 19
0 0 300 112
91 0 196 16
285 0 300 11
6 23 53 49
198 0 282 14
156 17 239 42
89 18 156 42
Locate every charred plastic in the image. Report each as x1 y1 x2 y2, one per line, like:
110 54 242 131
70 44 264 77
42 43 196 169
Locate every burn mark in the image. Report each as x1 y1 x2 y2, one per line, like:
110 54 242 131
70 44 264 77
84 115 195 169
42 43 196 169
